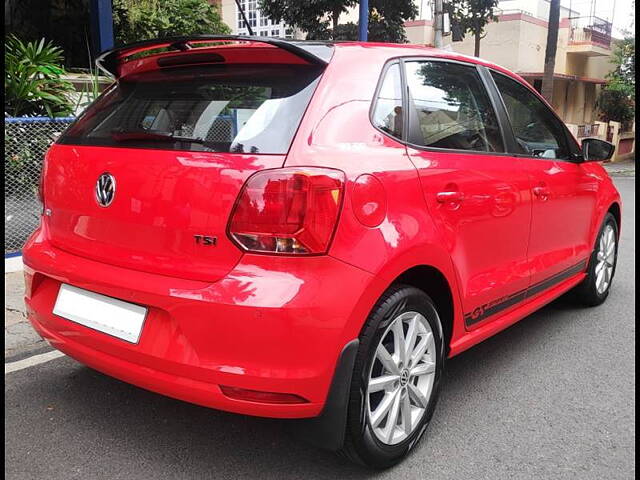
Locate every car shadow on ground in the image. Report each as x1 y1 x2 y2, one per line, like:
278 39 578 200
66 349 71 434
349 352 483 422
40 291 586 479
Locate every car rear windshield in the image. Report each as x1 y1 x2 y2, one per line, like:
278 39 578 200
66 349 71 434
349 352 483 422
58 64 323 154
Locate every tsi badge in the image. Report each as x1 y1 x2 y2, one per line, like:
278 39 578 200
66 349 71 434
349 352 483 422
194 235 217 246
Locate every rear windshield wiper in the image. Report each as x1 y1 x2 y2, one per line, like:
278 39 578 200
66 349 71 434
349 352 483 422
110 129 208 145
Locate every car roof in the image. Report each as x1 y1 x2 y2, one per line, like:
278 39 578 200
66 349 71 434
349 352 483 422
324 41 521 81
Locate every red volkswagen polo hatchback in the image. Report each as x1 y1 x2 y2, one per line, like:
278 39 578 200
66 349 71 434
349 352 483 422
23 36 621 468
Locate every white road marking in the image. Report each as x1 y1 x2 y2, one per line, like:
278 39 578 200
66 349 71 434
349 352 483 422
5 350 65 374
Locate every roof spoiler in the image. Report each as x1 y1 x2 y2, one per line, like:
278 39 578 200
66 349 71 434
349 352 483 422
96 35 332 78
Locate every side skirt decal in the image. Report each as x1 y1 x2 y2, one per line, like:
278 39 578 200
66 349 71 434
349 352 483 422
464 259 588 327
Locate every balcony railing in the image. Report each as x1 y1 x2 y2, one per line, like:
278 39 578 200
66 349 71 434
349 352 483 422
569 16 612 48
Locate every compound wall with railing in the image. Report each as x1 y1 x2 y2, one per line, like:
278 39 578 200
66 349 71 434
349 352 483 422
5 117 75 254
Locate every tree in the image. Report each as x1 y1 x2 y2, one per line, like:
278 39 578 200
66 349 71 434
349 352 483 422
257 0 355 40
448 0 499 57
368 0 418 42
597 33 635 126
540 0 560 102
608 34 635 99
596 88 634 125
258 0 417 42
112 0 230 46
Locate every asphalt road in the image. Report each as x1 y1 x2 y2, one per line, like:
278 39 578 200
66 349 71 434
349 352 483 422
5 177 635 480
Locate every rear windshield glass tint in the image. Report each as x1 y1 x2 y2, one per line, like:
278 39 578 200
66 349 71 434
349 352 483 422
58 64 323 154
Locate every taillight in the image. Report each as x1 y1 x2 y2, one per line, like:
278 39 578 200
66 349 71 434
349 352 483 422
228 167 345 255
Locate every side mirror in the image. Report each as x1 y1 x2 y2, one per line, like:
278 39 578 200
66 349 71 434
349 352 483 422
581 138 615 162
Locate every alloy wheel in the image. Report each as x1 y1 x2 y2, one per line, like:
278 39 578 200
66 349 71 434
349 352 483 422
366 311 436 445
595 224 616 294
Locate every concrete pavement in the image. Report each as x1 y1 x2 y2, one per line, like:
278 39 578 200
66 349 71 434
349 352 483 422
4 271 45 359
603 159 635 176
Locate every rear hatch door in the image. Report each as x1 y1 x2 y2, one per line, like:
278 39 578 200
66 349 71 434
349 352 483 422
45 57 325 282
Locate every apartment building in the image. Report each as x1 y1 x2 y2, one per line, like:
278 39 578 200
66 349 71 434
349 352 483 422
216 0 617 136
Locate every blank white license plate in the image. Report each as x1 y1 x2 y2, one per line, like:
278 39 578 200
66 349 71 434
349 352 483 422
53 284 147 343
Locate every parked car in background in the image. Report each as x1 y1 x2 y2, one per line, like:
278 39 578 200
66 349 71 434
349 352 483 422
22 36 620 469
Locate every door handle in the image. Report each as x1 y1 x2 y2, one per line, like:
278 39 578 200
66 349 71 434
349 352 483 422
436 191 465 203
532 186 550 198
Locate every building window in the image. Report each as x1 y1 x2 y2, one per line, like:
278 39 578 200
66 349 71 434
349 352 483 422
405 61 504 152
372 63 404 140
236 0 290 37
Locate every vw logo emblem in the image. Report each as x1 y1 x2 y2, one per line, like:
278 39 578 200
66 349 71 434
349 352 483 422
400 369 410 387
96 173 116 207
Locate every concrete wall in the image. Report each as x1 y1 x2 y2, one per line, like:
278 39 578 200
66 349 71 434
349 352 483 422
553 80 594 125
449 14 579 75
584 54 616 80
451 15 527 71
517 17 550 72
548 79 605 130
220 0 236 32
550 79 569 116
405 20 435 46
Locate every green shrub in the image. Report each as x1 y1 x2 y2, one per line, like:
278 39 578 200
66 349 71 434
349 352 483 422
4 35 76 117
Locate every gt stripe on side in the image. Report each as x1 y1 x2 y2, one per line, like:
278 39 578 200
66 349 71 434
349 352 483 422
464 259 588 327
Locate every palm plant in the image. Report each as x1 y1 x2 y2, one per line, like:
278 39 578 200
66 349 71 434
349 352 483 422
5 35 76 117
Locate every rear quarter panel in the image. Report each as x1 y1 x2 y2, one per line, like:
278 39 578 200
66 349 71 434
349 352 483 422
285 46 466 346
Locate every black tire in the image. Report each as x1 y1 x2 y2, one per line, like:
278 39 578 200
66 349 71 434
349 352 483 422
338 284 445 469
573 212 619 306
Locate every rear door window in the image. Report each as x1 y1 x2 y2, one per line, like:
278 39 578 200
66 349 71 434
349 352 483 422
371 63 404 140
58 64 323 154
405 60 504 153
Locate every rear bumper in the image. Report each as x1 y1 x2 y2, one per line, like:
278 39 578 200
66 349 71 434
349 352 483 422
23 227 373 419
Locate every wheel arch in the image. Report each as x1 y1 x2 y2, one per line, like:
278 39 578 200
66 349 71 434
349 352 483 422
342 242 464 359
392 265 455 357
608 201 622 235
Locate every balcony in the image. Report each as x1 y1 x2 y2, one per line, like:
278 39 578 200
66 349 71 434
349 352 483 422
567 16 612 56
